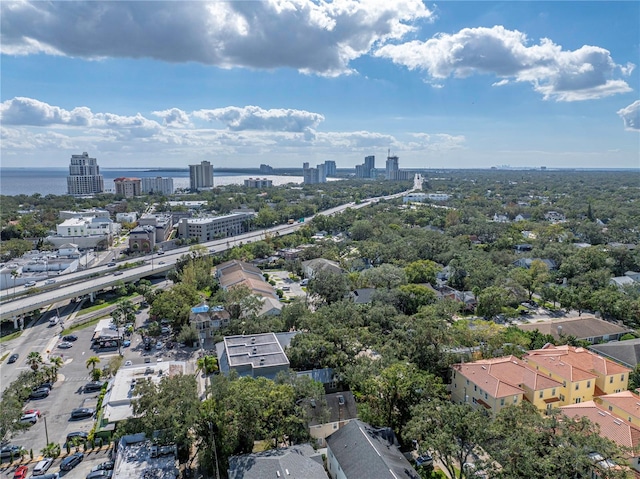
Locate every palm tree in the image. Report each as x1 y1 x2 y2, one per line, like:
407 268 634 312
40 443 60 458
196 355 218 376
112 299 136 355
85 356 101 371
26 352 43 372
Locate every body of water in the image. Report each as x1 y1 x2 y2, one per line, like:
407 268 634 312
0 168 303 196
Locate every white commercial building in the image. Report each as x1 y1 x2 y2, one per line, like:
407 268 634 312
177 212 253 242
141 177 174 195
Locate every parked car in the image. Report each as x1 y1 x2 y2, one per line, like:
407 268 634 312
23 408 41 417
124 360 133 366
123 339 131 347
91 461 114 472
58 341 73 349
83 381 105 393
86 470 113 479
66 431 88 443
13 465 28 479
70 408 95 420
7 353 19 364
0 445 25 459
19 411 39 425
63 334 78 341
60 452 84 471
415 453 434 467
32 457 54 475
29 388 50 399
38 382 54 390
300 278 309 286
156 341 163 349
161 326 171 334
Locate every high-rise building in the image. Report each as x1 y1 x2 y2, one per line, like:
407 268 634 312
67 152 104 196
324 160 337 177
385 151 399 180
141 177 174 195
114 177 142 198
356 155 376 178
303 162 327 184
259 164 274 174
189 161 214 190
244 178 273 188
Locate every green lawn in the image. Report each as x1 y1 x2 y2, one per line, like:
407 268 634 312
0 330 22 343
76 293 139 317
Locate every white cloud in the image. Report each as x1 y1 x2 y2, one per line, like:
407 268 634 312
0 96 467 167
193 106 324 132
152 108 191 128
375 25 633 101
0 0 432 76
617 100 640 132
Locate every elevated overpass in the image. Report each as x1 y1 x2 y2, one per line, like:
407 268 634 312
0 192 405 321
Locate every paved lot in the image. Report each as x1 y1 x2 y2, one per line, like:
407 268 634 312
1 447 113 479
267 270 307 300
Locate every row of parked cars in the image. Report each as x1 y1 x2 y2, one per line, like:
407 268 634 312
8 455 114 478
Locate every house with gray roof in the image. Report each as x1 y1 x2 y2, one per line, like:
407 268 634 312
517 316 630 344
326 419 419 479
228 444 327 479
302 258 343 278
590 338 640 369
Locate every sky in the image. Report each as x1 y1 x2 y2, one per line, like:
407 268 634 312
1 0 639 170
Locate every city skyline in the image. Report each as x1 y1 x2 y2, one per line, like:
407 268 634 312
1 1 638 170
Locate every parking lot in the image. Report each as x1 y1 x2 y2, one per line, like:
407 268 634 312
1 447 113 479
266 270 307 300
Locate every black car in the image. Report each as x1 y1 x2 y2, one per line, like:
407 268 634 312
29 388 50 399
63 334 78 342
0 445 25 459
70 408 95 420
7 353 19 364
66 431 88 443
91 461 114 472
83 381 105 393
86 470 113 479
38 382 54 390
60 452 84 471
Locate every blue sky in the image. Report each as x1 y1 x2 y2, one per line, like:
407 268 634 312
1 1 638 170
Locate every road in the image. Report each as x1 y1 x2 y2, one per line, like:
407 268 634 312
0 190 407 321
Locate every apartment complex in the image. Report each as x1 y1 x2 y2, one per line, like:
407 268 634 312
137 213 173 243
141 176 174 195
177 212 253 242
243 178 273 188
189 160 214 190
66 152 104 195
324 160 337 176
216 333 291 379
303 162 327 184
451 345 630 417
113 177 141 198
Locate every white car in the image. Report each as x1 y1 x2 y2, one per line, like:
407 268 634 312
19 412 39 425
44 279 56 285
124 360 132 366
32 457 53 475
155 342 163 349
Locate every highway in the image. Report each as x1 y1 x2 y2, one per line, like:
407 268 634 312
0 191 405 322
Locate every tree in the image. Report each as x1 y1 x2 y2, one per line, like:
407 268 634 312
360 263 407 289
405 260 440 285
197 355 219 376
177 324 199 347
120 375 200 459
224 284 263 319
476 286 508 319
40 443 61 458
85 356 101 371
510 260 550 301
358 362 445 444
307 269 349 305
112 299 136 355
489 402 629 479
407 400 491 479
26 352 43 371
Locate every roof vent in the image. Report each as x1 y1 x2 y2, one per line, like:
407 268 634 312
598 411 606 416
613 420 622 425
260 357 265 363
252 347 257 354
285 469 290 475
251 337 256 344
481 366 487 370
277 472 281 478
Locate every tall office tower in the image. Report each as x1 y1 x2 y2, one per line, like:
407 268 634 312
302 162 310 170
386 151 399 180
189 160 214 190
324 160 337 177
364 156 375 176
67 152 104 195
114 177 142 198
141 177 174 195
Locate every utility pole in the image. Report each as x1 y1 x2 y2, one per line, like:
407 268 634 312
43 415 49 445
